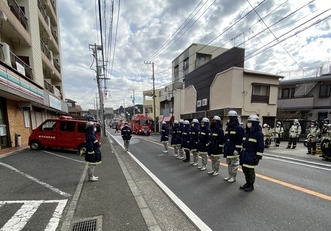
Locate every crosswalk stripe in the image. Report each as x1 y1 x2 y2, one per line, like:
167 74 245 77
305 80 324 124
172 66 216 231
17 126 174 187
0 200 68 231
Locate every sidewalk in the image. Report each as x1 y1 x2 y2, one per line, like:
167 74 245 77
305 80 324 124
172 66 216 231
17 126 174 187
62 134 198 231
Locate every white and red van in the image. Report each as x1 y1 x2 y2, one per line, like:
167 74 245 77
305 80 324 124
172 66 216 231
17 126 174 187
28 116 101 153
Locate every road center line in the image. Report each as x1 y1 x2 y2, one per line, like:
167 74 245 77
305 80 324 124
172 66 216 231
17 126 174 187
0 162 71 197
137 136 331 202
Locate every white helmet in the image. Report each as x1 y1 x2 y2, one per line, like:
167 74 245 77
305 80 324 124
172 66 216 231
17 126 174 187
201 117 209 123
263 123 268 128
173 120 179 124
179 119 184 123
162 121 166 124
227 110 238 117
277 121 281 125
192 118 199 123
247 114 260 122
85 121 95 128
213 115 221 121
184 120 190 125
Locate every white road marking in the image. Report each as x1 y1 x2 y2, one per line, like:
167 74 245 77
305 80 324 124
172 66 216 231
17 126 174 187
42 151 85 163
0 162 71 197
0 200 67 231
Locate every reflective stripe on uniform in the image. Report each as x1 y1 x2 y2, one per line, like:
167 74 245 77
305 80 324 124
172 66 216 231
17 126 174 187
257 152 263 156
211 154 223 157
243 164 257 168
212 133 218 136
229 131 236 134
200 132 206 135
94 140 98 143
226 155 239 158
235 145 242 148
199 152 208 155
248 138 257 142
219 144 224 147
87 151 95 154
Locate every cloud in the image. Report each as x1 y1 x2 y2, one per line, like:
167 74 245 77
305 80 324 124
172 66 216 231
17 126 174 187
58 0 331 110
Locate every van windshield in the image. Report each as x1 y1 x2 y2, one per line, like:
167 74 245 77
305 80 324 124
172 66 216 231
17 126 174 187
139 120 150 125
41 121 56 131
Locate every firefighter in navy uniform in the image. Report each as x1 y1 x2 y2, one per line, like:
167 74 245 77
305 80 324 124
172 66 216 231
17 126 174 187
197 117 211 171
121 122 132 151
171 120 180 157
160 121 169 153
306 120 320 155
207 116 225 176
287 119 302 149
181 120 191 162
223 110 243 183
239 114 264 192
176 119 185 159
189 119 200 166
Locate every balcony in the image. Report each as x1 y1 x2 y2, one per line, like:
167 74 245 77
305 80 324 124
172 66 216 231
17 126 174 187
44 80 54 93
277 96 314 110
50 24 58 44
10 52 33 80
38 0 48 23
53 57 61 73
7 0 29 31
50 0 56 15
40 39 51 60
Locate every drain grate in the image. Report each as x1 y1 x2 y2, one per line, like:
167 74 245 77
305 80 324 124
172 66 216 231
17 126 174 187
72 219 97 231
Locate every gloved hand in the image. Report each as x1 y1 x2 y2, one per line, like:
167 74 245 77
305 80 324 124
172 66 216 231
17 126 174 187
233 150 239 156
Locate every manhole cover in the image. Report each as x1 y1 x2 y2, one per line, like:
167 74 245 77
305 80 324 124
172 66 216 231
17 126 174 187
72 219 97 231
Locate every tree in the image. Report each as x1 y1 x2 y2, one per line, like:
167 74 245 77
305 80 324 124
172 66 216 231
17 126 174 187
276 109 302 123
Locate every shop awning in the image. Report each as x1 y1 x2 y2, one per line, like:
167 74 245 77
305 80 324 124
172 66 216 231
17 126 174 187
163 116 173 122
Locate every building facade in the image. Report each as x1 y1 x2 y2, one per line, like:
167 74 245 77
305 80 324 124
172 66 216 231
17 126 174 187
0 0 67 149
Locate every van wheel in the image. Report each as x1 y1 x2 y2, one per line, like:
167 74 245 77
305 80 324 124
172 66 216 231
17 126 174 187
30 141 41 150
78 145 86 156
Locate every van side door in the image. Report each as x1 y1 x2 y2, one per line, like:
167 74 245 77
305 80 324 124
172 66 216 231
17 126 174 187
58 121 76 149
38 120 57 147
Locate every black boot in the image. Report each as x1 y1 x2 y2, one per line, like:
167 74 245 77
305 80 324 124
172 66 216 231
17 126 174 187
244 184 254 192
239 183 249 190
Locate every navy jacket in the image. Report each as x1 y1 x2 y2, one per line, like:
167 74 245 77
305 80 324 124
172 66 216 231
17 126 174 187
176 123 184 144
160 124 169 141
197 123 210 152
171 124 179 145
121 125 132 140
189 123 200 151
240 122 264 167
223 117 243 158
85 126 102 164
181 124 191 149
208 121 225 155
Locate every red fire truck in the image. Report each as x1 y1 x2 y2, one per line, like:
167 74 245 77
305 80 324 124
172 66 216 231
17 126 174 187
130 114 153 135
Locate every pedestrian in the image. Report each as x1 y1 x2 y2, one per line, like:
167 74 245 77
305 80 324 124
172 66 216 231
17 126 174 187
286 119 302 149
85 121 102 182
181 120 191 162
121 122 132 151
115 123 120 133
223 110 243 183
176 119 185 160
239 114 264 192
306 120 320 155
273 121 284 147
189 119 200 166
160 121 169 153
197 117 210 171
207 116 225 176
170 120 180 157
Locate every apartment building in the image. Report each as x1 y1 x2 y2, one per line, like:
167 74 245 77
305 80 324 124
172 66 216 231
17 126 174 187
159 43 228 122
0 0 67 149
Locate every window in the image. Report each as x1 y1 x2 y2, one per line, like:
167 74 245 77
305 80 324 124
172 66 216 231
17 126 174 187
59 122 75 132
282 88 290 99
290 87 295 98
251 85 269 103
183 58 189 70
319 85 330 98
174 65 179 77
77 122 86 133
41 121 56 130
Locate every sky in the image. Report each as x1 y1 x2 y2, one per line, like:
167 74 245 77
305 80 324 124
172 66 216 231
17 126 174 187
58 0 331 111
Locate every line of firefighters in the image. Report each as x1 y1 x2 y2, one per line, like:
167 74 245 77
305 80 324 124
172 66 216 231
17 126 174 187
262 118 331 159
160 111 264 192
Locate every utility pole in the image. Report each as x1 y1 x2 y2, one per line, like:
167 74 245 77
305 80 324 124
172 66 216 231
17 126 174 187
144 61 156 133
90 43 107 137
129 89 135 115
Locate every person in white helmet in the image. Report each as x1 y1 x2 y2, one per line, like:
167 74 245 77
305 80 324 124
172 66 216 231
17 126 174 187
189 119 200 166
197 117 211 171
121 122 132 151
207 115 225 176
181 120 191 162
223 110 243 183
287 119 301 149
160 121 169 153
85 121 102 181
170 120 180 157
176 119 185 159
239 114 264 192
273 121 284 147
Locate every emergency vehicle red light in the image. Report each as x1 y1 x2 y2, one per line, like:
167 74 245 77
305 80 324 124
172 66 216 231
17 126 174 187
59 116 73 120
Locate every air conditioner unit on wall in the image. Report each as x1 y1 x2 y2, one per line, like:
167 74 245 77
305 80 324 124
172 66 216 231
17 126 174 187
166 95 171 101
0 42 12 67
